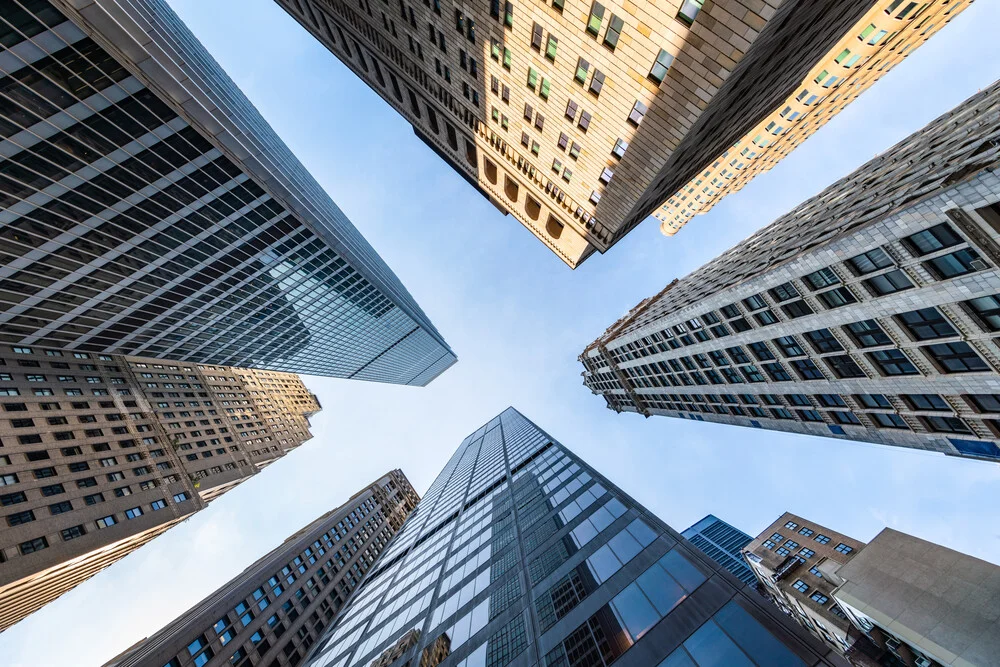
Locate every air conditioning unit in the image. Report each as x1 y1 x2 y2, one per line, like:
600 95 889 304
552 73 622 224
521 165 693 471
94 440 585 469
914 657 933 667
971 258 990 271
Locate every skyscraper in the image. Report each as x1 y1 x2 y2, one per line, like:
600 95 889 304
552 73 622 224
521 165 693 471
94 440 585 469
298 407 845 667
101 471 419 667
581 82 1000 464
681 514 755 586
0 0 455 384
0 345 320 631
743 513 867 657
274 0 971 267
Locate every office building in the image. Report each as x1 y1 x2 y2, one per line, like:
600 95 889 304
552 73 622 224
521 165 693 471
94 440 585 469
275 0 970 267
101 471 419 667
832 528 1000 667
0 345 319 631
681 513 755 586
0 0 455 384
582 82 1000 464
743 513 867 657
299 407 846 667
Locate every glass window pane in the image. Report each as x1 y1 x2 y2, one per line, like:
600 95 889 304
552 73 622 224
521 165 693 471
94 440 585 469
714 601 806 667
608 530 642 563
611 582 660 641
637 563 687 616
684 620 755 667
657 650 698 667
587 544 621 583
627 518 658 547
658 549 707 592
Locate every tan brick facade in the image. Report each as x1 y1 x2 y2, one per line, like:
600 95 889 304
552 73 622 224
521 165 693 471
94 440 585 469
276 0 970 266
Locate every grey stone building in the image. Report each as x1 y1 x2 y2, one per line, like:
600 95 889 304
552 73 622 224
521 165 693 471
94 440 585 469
0 345 319 632
0 0 455 384
103 470 419 667
298 407 846 667
581 81 1000 464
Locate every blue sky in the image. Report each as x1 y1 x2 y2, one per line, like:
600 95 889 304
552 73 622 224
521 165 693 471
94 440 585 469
4 1 1000 664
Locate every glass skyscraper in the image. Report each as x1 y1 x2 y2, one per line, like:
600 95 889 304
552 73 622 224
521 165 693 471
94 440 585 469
300 408 844 667
681 515 756 587
0 0 455 385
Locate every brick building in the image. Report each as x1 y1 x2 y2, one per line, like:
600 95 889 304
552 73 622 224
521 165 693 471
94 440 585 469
0 345 320 631
275 0 971 266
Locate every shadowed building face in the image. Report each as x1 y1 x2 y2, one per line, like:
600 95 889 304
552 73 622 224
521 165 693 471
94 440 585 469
275 0 972 267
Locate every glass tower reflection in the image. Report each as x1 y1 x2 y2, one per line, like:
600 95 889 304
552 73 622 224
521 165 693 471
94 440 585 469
301 408 844 667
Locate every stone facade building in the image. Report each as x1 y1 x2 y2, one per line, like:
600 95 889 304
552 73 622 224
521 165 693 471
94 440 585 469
0 345 320 631
103 471 419 667
743 512 867 657
0 0 455 384
298 408 846 667
275 0 971 266
581 82 1000 464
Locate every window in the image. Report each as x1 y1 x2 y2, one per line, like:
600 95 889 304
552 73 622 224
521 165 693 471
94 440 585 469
872 412 908 429
816 394 846 408
769 282 800 302
743 294 767 311
173 492 190 502
814 534 831 545
965 295 1000 331
865 269 913 295
825 355 866 379
649 49 673 82
903 394 949 411
904 223 962 256
773 336 804 357
49 501 73 515
803 268 840 290
628 100 647 125
867 350 918 376
589 70 605 95
781 300 814 319
677 0 704 24
96 515 117 529
804 329 843 353
792 580 809 593
832 411 861 425
791 359 824 380
545 34 558 60
19 537 48 554
603 15 623 49
847 247 893 275
748 342 774 361
810 592 829 605
61 525 86 541
925 248 985 279
924 342 989 373
762 363 791 382
7 509 35 527
612 138 628 159
586 1 604 34
817 286 857 309
845 320 891 347
967 395 1000 413
834 543 854 555
922 415 972 435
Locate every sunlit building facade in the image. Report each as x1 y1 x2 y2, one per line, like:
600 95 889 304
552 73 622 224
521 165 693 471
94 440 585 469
276 0 971 266
103 471 419 667
299 408 844 667
0 0 455 384
0 345 320 631
582 82 1000 464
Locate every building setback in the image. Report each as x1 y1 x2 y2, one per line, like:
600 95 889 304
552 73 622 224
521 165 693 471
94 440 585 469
274 0 970 267
102 470 420 667
298 407 846 667
0 0 455 384
743 512 867 658
582 81 1000 464
681 513 755 586
0 345 320 631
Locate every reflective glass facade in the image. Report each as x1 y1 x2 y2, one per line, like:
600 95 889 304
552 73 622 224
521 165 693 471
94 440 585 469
301 408 843 667
0 0 455 385
681 515 756 587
